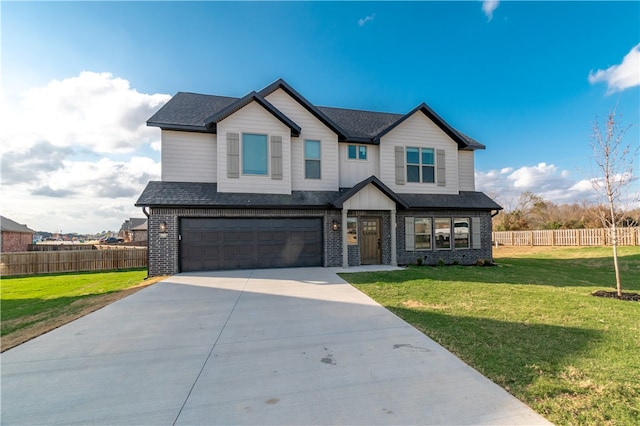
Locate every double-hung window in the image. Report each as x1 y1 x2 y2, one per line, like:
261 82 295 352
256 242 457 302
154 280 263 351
406 147 435 183
242 133 268 175
415 218 432 250
347 145 367 160
305 140 321 179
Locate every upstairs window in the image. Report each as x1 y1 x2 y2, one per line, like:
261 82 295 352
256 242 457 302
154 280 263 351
242 133 268 175
305 140 321 179
406 147 435 183
347 145 367 160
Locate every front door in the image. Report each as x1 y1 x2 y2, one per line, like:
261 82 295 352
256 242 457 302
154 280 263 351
360 217 381 264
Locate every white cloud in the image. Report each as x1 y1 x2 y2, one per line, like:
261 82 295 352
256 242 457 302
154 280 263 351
476 163 599 209
588 43 640 94
0 72 168 234
1 71 170 154
481 0 499 22
358 14 375 27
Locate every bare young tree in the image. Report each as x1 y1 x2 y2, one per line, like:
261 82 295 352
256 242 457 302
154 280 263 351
590 107 637 297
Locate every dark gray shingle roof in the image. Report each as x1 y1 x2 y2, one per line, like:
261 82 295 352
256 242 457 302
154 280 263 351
136 181 501 211
398 192 502 210
135 182 338 209
1 215 35 233
146 79 485 149
147 92 237 131
317 107 403 142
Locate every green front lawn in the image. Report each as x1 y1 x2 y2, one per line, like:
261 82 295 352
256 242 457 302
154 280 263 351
342 247 640 425
1 269 148 340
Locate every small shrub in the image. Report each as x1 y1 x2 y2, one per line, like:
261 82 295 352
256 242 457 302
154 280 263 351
438 258 446 267
416 257 423 266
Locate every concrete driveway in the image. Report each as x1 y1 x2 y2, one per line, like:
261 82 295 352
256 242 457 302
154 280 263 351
1 267 551 425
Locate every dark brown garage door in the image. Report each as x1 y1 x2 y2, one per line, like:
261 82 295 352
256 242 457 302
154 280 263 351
180 217 323 272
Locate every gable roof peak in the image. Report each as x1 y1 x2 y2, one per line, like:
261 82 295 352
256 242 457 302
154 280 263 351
374 101 485 150
204 90 301 137
259 79 349 140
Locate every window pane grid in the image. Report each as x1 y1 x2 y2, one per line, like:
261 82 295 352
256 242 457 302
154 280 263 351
347 145 367 161
406 147 435 183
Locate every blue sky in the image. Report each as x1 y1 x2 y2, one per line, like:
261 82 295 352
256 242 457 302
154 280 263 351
2 1 639 233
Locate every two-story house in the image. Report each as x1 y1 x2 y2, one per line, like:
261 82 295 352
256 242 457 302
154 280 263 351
136 79 501 276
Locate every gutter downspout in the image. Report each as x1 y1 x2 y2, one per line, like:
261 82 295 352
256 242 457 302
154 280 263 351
491 210 500 218
142 207 150 279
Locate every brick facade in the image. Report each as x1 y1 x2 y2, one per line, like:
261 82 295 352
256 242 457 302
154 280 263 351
146 207 494 276
147 207 346 276
396 210 494 266
1 232 33 253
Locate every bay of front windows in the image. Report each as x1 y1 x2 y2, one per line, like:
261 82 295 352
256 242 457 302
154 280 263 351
412 217 471 251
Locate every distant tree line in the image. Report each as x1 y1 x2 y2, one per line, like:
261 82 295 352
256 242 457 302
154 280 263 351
493 191 640 231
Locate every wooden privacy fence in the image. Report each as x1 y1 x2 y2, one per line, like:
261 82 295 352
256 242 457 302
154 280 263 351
1 248 147 276
492 227 640 247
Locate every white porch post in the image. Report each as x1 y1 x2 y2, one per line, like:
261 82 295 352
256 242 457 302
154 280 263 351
342 209 349 268
390 209 397 266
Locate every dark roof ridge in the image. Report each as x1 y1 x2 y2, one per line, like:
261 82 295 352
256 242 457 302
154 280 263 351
318 104 404 117
259 79 349 140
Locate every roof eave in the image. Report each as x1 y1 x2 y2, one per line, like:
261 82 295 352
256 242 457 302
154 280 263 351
147 121 212 133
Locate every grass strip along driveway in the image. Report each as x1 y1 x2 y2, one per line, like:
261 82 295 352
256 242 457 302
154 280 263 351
1 269 164 352
341 247 640 426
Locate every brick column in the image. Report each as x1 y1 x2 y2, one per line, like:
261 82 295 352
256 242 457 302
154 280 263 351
342 209 348 268
390 209 397 266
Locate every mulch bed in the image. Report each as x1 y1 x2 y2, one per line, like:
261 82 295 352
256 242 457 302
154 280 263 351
592 290 640 302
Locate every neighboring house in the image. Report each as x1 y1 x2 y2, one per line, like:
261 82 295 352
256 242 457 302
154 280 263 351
136 79 501 276
119 218 147 242
1 215 35 253
130 220 148 242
